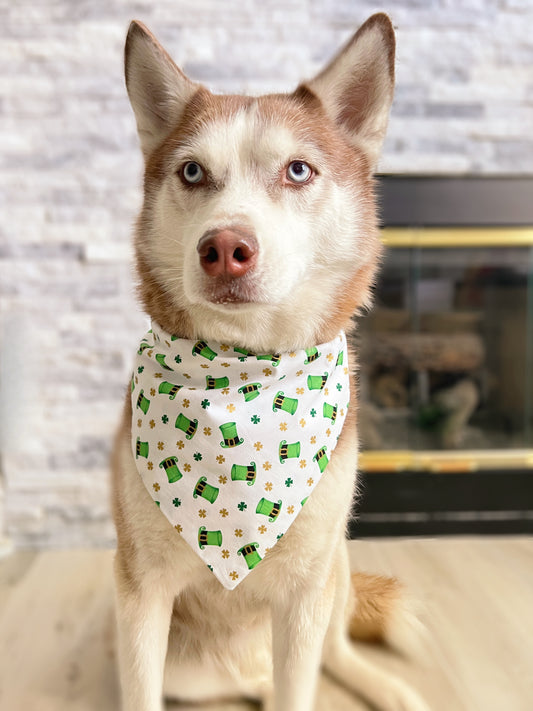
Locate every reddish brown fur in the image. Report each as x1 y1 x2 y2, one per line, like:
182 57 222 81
349 573 404 643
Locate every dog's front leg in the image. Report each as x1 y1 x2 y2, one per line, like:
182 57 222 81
271 575 335 711
114 557 175 711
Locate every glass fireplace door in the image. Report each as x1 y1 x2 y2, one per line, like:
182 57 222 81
358 228 533 472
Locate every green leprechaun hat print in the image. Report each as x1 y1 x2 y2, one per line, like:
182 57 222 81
198 526 223 549
136 389 150 414
237 542 262 570
304 346 321 364
155 353 173 370
279 440 301 462
313 446 329 473
238 382 262 402
193 476 220 504
192 341 217 361
159 381 183 400
323 402 338 422
230 462 257 485
135 437 149 459
272 391 298 415
175 413 198 439
256 353 281 366
233 346 256 359
137 341 152 355
307 372 328 390
205 375 229 390
219 422 244 448
159 456 183 483
256 497 282 522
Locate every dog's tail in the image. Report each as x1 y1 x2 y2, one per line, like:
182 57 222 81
348 572 426 657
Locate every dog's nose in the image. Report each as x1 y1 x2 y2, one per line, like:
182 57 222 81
197 228 258 278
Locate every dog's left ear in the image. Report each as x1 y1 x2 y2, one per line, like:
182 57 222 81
304 13 395 171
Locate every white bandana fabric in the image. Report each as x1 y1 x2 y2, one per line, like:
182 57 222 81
131 322 350 590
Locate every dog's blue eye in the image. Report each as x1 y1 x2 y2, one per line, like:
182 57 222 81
286 161 313 184
182 161 204 184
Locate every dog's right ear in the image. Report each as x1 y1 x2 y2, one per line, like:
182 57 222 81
125 21 199 159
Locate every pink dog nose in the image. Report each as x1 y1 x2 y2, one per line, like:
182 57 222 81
197 228 258 278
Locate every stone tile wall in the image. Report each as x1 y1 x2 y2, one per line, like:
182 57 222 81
1 0 532 547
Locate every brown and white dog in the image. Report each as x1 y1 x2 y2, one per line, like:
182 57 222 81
112 14 428 711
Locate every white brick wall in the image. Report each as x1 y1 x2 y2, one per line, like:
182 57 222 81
1 0 532 547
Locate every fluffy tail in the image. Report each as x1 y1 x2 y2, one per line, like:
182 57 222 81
348 572 426 658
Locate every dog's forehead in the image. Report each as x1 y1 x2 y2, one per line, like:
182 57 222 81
174 92 324 171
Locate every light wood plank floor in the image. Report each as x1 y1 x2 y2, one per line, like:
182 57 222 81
0 538 531 711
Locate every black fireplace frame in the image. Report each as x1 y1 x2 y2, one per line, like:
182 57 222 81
352 175 533 538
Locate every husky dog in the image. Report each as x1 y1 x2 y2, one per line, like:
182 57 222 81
113 13 428 711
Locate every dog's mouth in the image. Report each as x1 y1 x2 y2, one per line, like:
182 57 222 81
201 275 262 307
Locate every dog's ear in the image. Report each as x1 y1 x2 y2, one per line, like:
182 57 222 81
125 21 199 158
305 13 395 171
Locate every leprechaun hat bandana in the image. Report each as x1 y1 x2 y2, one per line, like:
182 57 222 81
131 322 350 590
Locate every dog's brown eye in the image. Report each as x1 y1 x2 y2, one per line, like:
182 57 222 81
286 161 313 184
181 161 205 185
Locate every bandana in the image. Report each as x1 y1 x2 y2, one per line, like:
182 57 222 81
131 322 350 590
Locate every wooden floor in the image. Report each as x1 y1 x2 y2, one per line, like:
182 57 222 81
0 537 532 711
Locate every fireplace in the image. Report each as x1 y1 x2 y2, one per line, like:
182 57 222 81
353 177 533 537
